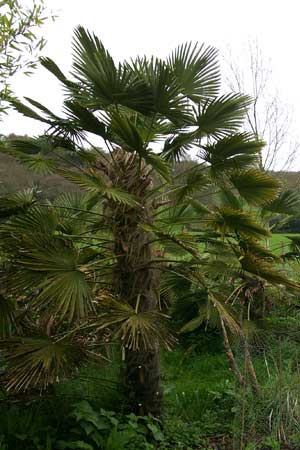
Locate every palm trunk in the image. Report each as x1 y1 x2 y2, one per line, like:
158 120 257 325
242 336 260 395
220 317 246 388
110 150 163 417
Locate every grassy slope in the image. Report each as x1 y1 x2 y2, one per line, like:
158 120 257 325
269 233 299 256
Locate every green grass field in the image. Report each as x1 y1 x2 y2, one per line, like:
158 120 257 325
269 233 299 255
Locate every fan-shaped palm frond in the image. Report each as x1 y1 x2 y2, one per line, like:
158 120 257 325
167 42 220 101
161 131 195 162
0 336 87 392
132 56 190 124
160 268 192 298
234 239 280 261
156 202 201 229
10 99 51 123
52 191 101 235
2 134 81 174
0 205 58 242
0 295 15 338
208 291 241 335
229 169 280 205
281 236 300 260
210 207 271 239
58 169 139 207
72 27 153 115
143 152 171 181
239 254 299 288
93 298 174 351
201 133 262 174
0 208 97 322
172 165 210 202
263 189 300 215
0 189 36 219
40 57 72 85
188 198 211 215
218 188 242 209
142 223 199 257
108 110 146 154
196 94 252 138
63 100 107 138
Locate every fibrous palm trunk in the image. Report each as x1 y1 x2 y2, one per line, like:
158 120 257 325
109 150 163 417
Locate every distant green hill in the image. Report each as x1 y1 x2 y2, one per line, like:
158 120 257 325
273 171 300 190
0 153 79 199
1 151 300 200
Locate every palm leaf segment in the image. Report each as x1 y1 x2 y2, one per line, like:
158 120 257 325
93 297 175 351
0 336 87 392
0 189 36 219
0 204 97 323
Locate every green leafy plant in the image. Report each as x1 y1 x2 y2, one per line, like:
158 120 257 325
56 401 164 450
0 0 56 115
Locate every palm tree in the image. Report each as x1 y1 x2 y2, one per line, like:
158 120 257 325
0 27 284 416
167 186 299 394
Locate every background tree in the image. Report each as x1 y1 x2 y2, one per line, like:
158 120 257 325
223 40 299 173
0 0 55 116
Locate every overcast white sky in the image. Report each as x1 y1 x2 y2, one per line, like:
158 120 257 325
2 0 300 168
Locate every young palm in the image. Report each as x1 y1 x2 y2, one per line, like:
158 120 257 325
166 185 299 394
0 27 283 416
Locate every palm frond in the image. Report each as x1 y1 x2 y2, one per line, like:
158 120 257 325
210 207 271 239
133 56 190 124
63 101 107 138
161 131 195 162
108 111 145 154
143 152 171 182
0 208 96 322
168 42 220 101
286 235 300 253
229 169 280 205
235 239 280 261
58 169 139 207
263 189 300 215
218 188 242 209
10 99 50 123
196 94 252 138
142 223 199 257
0 295 15 338
94 298 175 351
52 192 96 236
24 97 62 121
173 165 210 202
15 152 56 174
208 291 241 335
0 205 58 240
0 336 87 392
58 168 106 191
72 27 153 114
3 136 60 174
104 187 140 207
10 100 83 142
201 133 262 174
239 255 299 288
188 198 211 215
0 189 36 219
40 57 78 89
